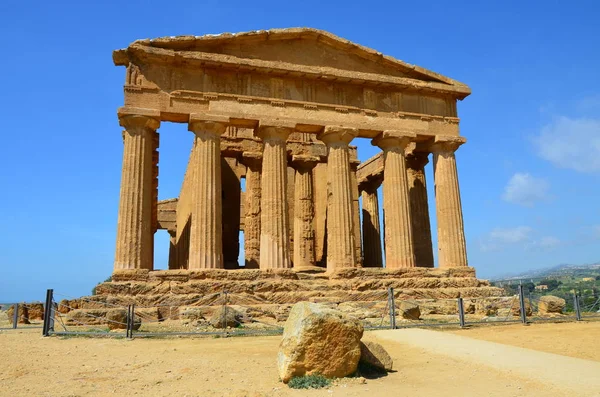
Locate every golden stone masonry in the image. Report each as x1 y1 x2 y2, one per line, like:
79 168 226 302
99 28 502 305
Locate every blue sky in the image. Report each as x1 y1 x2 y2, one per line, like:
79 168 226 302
1 0 599 301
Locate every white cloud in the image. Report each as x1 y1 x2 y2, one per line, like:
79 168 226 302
489 226 532 244
479 226 532 252
502 173 550 207
533 116 600 173
525 236 561 250
479 227 560 252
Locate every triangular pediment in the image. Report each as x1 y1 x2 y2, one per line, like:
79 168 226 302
114 28 470 98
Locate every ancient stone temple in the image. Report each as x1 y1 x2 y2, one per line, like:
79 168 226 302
99 28 501 305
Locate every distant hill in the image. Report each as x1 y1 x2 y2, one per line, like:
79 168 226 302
491 262 600 282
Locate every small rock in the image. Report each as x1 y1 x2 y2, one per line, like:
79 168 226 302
359 341 393 372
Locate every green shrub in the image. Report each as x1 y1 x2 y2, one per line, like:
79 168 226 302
91 276 113 295
288 374 332 389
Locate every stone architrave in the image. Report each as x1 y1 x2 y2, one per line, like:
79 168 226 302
318 126 358 270
241 151 263 269
114 109 160 271
187 115 227 269
361 179 383 268
431 136 468 268
291 155 320 269
350 160 362 265
406 152 434 268
257 122 293 269
373 130 416 269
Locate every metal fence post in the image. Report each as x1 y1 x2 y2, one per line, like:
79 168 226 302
457 298 466 328
12 303 19 329
573 294 582 321
131 304 136 337
42 289 54 336
518 285 528 324
49 302 56 333
387 287 396 330
126 305 133 339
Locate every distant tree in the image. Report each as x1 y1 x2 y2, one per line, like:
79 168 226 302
596 275 600 281
91 276 113 295
523 282 535 293
538 279 562 291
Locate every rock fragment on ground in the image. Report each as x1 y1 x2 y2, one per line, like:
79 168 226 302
359 341 393 372
399 301 421 320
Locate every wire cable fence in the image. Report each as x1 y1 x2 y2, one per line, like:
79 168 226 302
27 286 600 338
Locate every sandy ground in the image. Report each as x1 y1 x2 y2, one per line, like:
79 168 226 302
1 322 599 397
450 321 600 361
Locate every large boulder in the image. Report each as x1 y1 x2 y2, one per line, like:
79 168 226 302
511 298 533 317
210 306 242 328
538 295 565 314
6 305 30 324
399 302 421 320
277 302 363 383
359 341 393 372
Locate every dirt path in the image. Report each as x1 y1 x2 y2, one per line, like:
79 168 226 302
0 327 580 396
373 327 600 397
450 321 600 361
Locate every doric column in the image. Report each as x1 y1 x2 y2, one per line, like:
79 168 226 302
241 152 262 269
167 230 178 270
114 109 160 271
373 130 416 269
257 122 293 269
406 152 434 268
431 136 468 268
291 155 319 269
361 179 383 267
350 160 362 265
318 126 358 270
187 115 227 269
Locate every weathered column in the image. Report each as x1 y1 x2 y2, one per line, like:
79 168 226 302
167 230 178 270
241 152 262 269
361 179 383 267
114 109 160 271
318 126 358 270
431 136 468 268
406 152 434 268
291 155 319 269
350 160 362 265
257 122 293 269
373 130 416 269
187 115 227 269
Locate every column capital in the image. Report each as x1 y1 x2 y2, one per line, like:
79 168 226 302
240 151 263 169
188 114 229 136
318 126 358 146
291 155 320 170
256 120 294 142
118 114 160 132
360 176 383 193
372 130 416 151
430 135 466 154
406 152 430 170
